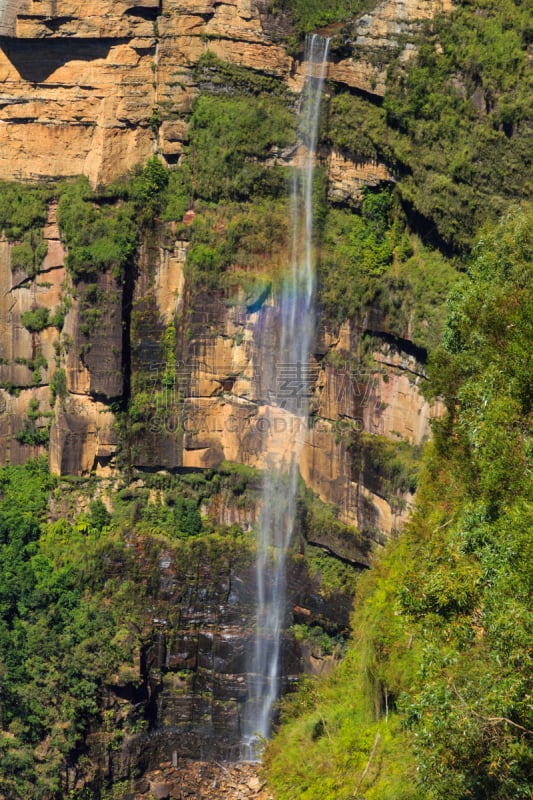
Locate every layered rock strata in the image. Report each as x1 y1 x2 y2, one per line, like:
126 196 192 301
0 0 447 534
0 210 438 538
0 0 450 182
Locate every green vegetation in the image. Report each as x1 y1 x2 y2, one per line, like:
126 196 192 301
303 544 360 600
116 462 261 523
140 494 203 539
0 183 50 241
57 178 137 282
0 459 262 798
11 231 48 277
326 0 532 252
162 165 192 223
275 0 375 36
50 368 67 404
302 487 370 566
266 207 533 799
20 307 50 334
0 183 51 278
353 434 421 502
266 650 420 800
0 460 146 798
318 189 460 350
126 155 169 224
14 400 50 446
326 92 384 162
180 199 288 290
187 92 294 203
384 0 532 250
291 622 345 657
55 158 170 281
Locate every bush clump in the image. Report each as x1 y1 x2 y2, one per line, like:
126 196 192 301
21 307 50 333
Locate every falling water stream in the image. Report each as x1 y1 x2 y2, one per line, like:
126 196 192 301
242 34 330 758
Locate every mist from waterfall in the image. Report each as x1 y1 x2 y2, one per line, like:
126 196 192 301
243 33 330 757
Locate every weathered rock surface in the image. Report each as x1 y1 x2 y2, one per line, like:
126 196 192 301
0 34 155 185
135 760 271 800
0 206 438 532
0 0 446 559
0 0 451 183
328 0 454 96
327 151 393 205
58 518 350 783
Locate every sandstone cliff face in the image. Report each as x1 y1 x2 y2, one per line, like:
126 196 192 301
0 209 434 536
0 0 447 537
327 151 393 205
0 0 450 184
328 0 453 95
125 235 436 539
0 0 157 185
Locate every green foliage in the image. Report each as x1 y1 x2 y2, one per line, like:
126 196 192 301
303 545 359 599
31 353 47 386
353 434 422 500
326 92 385 161
349 190 394 276
149 106 161 133
427 205 533 508
0 183 50 241
277 0 375 35
186 241 225 287
325 3 531 252
188 93 294 203
139 494 204 539
182 199 288 290
78 283 107 337
57 177 137 281
88 499 111 532
14 400 50 446
266 647 421 799
381 0 533 250
162 165 192 222
50 368 68 405
11 230 48 277
0 462 149 798
291 623 344 657
268 207 533 800
163 55 294 294
318 191 460 349
20 307 50 333
127 156 169 223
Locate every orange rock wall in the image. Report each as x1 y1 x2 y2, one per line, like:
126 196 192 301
0 0 450 184
0 0 449 539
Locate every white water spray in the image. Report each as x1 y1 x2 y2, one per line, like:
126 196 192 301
243 34 330 756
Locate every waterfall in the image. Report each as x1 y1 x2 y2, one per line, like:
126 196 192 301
243 33 330 758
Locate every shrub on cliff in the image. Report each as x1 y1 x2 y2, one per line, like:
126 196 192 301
383 0 531 251
278 0 376 36
317 188 460 351
57 177 137 281
0 183 50 241
20 307 50 333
